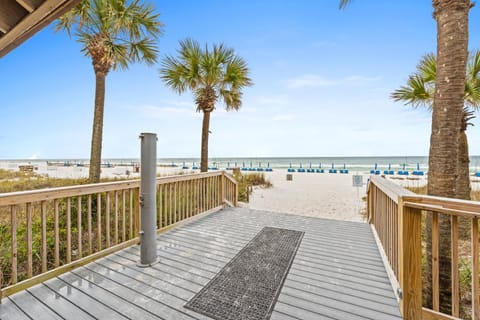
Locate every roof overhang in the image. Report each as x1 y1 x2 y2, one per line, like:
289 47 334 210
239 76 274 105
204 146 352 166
0 0 81 58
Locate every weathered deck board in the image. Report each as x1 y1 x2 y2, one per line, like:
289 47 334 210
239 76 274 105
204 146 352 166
0 208 402 320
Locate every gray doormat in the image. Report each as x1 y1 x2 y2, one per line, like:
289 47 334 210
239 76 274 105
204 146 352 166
184 227 304 320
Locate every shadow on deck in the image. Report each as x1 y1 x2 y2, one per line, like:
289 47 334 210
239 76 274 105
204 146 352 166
0 207 401 320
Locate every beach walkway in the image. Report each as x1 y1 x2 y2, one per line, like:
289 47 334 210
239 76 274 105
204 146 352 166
0 207 401 320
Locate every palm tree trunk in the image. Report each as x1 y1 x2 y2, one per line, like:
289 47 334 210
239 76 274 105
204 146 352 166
200 111 211 172
89 71 106 183
456 130 471 200
427 0 471 313
457 130 471 244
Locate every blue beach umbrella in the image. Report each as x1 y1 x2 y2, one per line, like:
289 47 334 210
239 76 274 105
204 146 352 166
257 162 264 171
298 162 305 173
266 162 273 172
288 162 295 172
373 163 380 175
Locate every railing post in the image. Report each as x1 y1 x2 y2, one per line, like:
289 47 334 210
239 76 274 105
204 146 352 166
220 172 225 205
367 180 374 224
234 180 238 206
138 132 157 266
398 197 422 319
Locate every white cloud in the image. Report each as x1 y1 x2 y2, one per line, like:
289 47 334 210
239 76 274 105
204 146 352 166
163 100 194 107
345 75 382 82
272 114 294 121
140 105 199 118
256 95 289 105
286 74 382 89
28 154 38 160
287 75 336 88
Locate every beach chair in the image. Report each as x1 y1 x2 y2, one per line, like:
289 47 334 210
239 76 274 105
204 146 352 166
383 164 394 175
370 163 380 175
340 163 348 174
307 163 315 173
383 164 393 175
297 163 306 173
398 163 409 175
248 162 255 171
316 163 324 173
182 162 189 169
413 163 424 176
329 163 337 173
192 162 199 170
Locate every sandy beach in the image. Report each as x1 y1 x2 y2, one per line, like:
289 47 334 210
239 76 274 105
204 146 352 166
244 171 368 222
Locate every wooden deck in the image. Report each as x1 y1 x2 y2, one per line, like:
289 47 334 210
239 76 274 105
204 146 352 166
0 207 401 320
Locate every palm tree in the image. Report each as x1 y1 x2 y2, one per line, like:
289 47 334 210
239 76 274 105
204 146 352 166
56 0 163 183
340 0 473 313
159 39 252 172
393 54 479 313
392 51 480 200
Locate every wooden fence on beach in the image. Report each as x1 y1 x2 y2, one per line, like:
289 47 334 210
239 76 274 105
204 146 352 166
368 175 480 320
0 171 237 300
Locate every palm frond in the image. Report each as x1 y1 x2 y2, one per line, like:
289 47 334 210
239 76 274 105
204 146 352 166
468 50 480 81
220 89 242 111
159 55 190 94
109 42 129 70
339 0 352 9
223 56 253 89
160 39 252 113
418 53 436 83
127 38 158 66
57 0 162 72
462 106 476 130
465 78 480 109
391 75 433 109
466 50 480 110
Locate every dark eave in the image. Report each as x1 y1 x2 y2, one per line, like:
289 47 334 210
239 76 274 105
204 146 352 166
0 0 81 58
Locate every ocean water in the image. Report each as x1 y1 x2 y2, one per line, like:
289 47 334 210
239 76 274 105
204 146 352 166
7 156 480 174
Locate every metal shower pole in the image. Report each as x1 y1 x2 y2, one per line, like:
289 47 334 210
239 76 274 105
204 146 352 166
138 132 157 266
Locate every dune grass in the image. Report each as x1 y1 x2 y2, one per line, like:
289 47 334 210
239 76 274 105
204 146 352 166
233 171 272 202
0 168 136 193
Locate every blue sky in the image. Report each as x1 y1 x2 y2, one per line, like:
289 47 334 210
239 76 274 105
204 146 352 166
1 0 480 159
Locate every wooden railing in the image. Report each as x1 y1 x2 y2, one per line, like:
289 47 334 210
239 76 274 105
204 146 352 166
0 171 237 300
368 175 480 320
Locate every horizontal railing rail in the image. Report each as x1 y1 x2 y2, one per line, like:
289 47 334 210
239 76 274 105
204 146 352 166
368 175 480 320
0 171 237 300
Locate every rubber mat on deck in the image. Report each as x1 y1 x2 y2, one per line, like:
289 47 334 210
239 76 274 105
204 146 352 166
185 226 304 320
